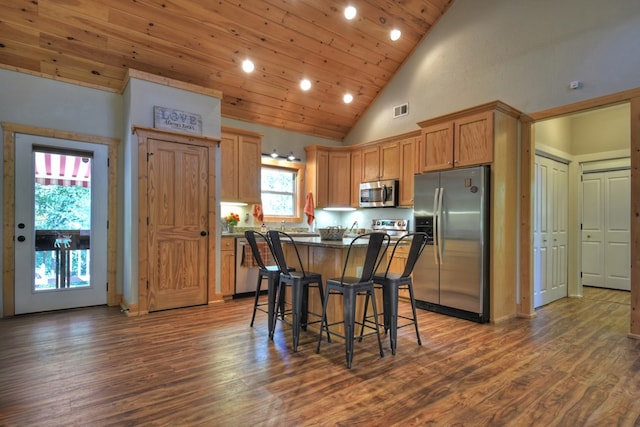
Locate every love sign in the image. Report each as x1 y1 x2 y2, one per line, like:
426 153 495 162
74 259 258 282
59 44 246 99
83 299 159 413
153 106 203 135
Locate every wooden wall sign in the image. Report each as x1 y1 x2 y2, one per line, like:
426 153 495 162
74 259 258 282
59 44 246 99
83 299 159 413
153 106 203 135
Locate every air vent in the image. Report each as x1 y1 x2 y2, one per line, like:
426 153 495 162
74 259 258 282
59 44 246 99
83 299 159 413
393 103 409 118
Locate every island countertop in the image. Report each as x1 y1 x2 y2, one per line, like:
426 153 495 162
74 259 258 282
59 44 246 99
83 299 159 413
287 236 372 248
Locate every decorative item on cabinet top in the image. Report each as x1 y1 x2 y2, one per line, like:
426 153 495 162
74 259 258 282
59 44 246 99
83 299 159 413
153 106 202 135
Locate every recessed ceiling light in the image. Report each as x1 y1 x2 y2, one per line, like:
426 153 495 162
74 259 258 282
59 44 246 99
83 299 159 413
242 59 255 73
300 79 311 91
344 6 357 20
343 93 353 104
390 29 401 41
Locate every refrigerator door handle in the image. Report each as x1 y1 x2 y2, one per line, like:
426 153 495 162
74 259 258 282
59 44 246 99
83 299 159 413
437 187 444 263
433 187 440 264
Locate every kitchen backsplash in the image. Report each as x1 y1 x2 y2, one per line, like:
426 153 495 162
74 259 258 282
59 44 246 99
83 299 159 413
220 203 414 232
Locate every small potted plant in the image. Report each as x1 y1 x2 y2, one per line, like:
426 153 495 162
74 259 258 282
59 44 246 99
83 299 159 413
224 212 240 233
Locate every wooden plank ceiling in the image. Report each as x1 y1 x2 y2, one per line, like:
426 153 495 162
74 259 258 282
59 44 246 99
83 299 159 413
0 0 454 141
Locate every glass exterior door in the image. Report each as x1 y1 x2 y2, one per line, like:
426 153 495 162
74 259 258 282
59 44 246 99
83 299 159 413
14 135 108 314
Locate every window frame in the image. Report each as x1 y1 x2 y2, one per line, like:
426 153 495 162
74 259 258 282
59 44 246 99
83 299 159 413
260 158 305 223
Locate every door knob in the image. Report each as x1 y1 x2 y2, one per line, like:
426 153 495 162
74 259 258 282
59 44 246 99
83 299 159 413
17 235 26 242
587 235 591 238
200 231 208 236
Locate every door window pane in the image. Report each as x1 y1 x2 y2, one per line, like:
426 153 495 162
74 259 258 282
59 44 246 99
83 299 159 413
33 151 92 291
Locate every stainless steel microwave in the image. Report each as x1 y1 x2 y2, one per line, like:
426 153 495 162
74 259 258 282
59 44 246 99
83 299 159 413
359 180 398 208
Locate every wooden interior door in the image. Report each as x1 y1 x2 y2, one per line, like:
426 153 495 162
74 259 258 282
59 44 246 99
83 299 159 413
147 138 209 311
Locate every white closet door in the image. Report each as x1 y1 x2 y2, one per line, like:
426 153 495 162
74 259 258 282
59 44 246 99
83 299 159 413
534 155 569 308
581 169 630 290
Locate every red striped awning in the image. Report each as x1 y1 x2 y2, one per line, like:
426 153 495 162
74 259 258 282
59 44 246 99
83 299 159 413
34 152 91 188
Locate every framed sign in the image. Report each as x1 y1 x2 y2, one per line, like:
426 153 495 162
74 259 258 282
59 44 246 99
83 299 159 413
153 106 203 135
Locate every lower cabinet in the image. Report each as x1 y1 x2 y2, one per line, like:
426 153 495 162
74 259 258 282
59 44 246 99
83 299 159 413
387 244 410 299
220 237 235 299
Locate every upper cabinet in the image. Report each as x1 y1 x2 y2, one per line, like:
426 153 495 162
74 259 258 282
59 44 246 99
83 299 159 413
350 148 363 208
398 134 420 207
220 126 262 204
362 141 400 182
418 107 498 172
305 146 351 208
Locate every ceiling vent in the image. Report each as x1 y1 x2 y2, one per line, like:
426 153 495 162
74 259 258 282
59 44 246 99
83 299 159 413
393 103 409 118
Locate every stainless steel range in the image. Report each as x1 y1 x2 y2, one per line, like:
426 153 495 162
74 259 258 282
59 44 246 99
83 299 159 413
371 219 409 238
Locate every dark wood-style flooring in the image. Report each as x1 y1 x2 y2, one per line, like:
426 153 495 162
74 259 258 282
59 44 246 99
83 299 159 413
1 287 638 426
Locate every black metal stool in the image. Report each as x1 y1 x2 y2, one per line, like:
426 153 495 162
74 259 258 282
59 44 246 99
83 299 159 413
316 232 390 368
268 230 328 351
365 232 428 355
245 230 281 334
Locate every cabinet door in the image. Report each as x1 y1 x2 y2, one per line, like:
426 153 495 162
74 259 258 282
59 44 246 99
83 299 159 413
380 141 400 180
328 151 351 207
220 133 238 200
387 245 410 298
220 237 235 298
361 145 380 182
237 134 262 204
455 111 493 167
351 149 363 207
420 122 454 172
221 251 235 297
399 137 417 206
315 149 330 208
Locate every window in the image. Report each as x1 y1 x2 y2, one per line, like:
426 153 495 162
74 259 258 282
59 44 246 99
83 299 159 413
261 159 304 222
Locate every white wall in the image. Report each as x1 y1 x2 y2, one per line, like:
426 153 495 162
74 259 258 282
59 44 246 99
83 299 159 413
0 69 123 138
571 104 630 155
345 0 640 145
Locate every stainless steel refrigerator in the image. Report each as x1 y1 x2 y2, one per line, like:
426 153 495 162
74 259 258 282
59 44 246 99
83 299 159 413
413 166 490 323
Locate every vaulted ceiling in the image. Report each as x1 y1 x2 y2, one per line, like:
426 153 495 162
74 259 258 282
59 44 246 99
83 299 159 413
0 0 454 141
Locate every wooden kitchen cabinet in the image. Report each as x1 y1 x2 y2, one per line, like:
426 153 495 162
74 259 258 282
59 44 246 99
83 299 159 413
396 132 420 207
362 141 400 182
387 243 410 299
305 146 351 208
220 126 262 204
350 148 362 208
418 109 493 172
220 237 235 299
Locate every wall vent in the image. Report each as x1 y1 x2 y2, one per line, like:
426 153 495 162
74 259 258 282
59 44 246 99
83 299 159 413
393 103 409 118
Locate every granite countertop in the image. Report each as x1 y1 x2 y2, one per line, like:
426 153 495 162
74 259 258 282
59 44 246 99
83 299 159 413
220 230 319 238
288 236 373 248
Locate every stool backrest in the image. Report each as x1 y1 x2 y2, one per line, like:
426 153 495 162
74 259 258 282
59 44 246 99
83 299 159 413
384 232 429 278
244 230 271 269
267 230 307 277
339 232 390 284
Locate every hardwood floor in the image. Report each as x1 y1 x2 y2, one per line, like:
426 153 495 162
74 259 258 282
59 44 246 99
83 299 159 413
1 288 639 426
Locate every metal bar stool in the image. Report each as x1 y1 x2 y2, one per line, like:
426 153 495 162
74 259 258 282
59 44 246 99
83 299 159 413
244 230 284 335
364 232 428 355
267 230 328 352
316 232 390 369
